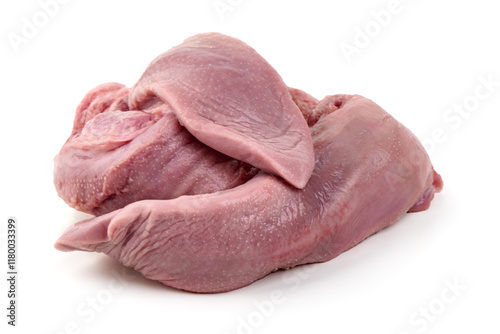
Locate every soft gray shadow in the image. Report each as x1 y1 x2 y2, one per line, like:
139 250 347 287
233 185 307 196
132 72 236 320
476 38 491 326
85 255 185 294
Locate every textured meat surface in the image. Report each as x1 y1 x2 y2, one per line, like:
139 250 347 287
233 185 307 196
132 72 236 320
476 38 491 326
54 85 258 215
54 33 315 215
55 94 443 293
129 33 314 188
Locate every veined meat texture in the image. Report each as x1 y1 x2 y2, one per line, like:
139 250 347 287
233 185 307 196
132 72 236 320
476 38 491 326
54 33 443 293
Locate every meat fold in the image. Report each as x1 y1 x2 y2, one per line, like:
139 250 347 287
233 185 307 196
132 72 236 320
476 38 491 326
129 33 314 189
54 83 258 216
54 33 315 215
55 94 443 293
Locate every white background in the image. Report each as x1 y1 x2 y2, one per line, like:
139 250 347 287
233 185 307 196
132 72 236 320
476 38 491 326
1 0 499 333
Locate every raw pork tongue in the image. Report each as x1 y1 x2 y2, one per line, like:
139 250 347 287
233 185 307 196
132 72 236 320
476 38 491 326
129 33 314 188
53 83 258 216
53 33 314 215
55 94 443 293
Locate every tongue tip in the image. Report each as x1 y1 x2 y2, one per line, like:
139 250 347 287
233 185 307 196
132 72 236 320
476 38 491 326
54 214 113 252
54 239 81 252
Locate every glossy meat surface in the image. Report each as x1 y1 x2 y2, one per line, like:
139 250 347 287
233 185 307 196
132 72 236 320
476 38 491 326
55 93 442 293
55 33 316 214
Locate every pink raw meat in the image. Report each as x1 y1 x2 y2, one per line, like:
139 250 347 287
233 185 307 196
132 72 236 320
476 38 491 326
55 92 442 293
129 33 315 188
54 33 314 215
